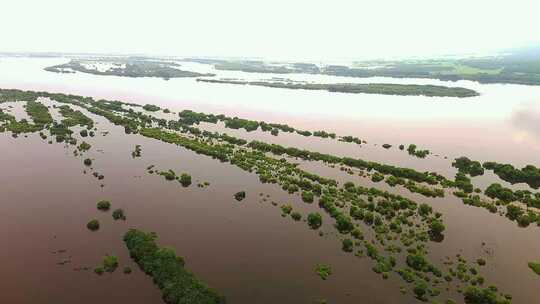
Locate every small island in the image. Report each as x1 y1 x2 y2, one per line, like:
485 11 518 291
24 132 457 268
197 79 479 98
45 58 215 80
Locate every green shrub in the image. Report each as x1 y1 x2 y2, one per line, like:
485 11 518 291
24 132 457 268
179 173 192 187
301 191 314 203
112 208 126 220
94 266 104 275
97 200 111 211
280 204 293 215
234 191 246 201
528 261 540 275
307 213 322 229
102 255 119 273
315 264 332 280
342 238 353 252
87 219 100 231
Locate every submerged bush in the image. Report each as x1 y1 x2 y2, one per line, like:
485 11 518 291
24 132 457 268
234 191 246 201
528 261 540 275
179 173 192 187
87 219 100 231
463 286 510 304
97 200 111 211
429 220 446 235
291 212 302 221
301 191 314 203
112 208 126 220
94 266 104 275
307 213 322 229
280 204 293 215
342 238 354 252
143 104 161 112
315 264 332 280
102 255 119 273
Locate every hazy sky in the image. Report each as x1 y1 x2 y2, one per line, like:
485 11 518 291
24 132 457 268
2 0 539 60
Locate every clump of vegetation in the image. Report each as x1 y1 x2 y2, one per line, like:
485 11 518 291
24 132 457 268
97 200 111 211
484 183 515 203
453 157 484 176
340 135 362 144
301 191 314 203
463 286 510 304
123 229 225 303
455 172 474 193
123 266 132 274
143 104 161 112
26 100 53 126
160 169 177 181
407 144 430 158
413 280 429 301
371 172 385 182
528 261 540 275
382 144 392 149
234 191 246 201
280 204 293 216
307 213 322 229
94 266 104 275
179 173 192 187
429 219 446 236
112 208 126 220
315 264 332 280
132 145 142 158
83 158 92 166
78 141 91 152
291 212 302 221
342 239 354 252
483 161 540 190
102 255 119 273
58 105 94 128
87 219 100 231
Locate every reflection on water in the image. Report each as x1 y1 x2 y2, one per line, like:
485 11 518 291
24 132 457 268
510 102 540 150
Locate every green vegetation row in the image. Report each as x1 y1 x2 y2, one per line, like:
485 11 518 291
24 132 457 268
178 109 435 164
197 79 480 98
124 229 225 304
453 156 540 190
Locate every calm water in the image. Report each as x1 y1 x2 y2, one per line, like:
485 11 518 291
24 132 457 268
0 57 539 304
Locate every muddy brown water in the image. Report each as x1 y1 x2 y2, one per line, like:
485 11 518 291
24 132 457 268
0 57 539 304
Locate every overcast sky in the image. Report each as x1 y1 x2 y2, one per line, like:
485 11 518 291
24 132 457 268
2 0 539 60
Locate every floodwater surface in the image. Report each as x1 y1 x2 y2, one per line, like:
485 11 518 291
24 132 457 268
0 57 539 304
